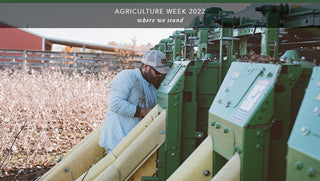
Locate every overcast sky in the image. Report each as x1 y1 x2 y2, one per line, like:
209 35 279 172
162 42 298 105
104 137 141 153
25 28 180 47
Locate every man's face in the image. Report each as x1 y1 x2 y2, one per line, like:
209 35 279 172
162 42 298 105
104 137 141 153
144 65 166 89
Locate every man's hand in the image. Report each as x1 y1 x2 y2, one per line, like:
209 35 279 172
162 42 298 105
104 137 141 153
140 107 152 117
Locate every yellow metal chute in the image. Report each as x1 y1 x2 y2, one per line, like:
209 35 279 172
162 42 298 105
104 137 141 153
76 105 160 181
39 126 105 181
40 105 161 181
210 153 241 181
167 135 214 181
167 136 241 181
94 109 167 181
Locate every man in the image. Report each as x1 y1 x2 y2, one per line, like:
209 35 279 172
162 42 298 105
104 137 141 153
99 50 170 153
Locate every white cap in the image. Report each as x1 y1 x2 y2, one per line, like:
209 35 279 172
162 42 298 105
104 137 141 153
142 50 170 74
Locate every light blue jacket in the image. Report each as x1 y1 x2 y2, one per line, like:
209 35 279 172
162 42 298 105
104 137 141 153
99 69 157 151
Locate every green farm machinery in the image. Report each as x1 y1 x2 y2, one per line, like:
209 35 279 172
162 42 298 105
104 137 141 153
152 3 320 181
41 3 320 181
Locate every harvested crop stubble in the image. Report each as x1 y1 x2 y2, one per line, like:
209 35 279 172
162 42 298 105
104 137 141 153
0 69 117 180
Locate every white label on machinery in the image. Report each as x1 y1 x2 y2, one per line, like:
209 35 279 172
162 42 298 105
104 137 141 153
239 79 270 112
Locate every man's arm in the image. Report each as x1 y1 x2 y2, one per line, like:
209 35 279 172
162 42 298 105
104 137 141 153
108 71 137 117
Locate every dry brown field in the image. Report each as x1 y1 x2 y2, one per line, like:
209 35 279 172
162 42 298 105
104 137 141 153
0 68 118 180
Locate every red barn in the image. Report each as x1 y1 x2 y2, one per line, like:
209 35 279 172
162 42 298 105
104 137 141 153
0 21 54 64
0 21 52 51
0 21 133 54
0 21 136 66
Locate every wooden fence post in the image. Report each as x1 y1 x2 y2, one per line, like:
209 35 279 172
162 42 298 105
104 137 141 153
11 59 15 70
22 50 27 71
73 52 77 74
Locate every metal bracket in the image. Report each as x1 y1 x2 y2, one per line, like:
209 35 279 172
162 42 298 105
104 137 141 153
183 131 204 139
